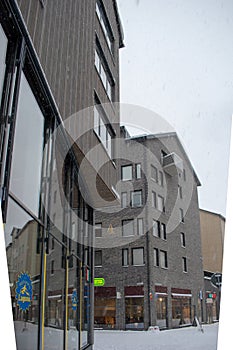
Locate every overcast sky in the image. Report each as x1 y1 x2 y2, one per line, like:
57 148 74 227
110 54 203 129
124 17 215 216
117 0 233 217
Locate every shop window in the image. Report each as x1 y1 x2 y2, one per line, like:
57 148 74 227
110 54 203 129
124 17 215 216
132 248 144 266
121 165 132 181
94 297 116 329
131 190 142 207
9 73 46 218
125 297 144 329
122 219 134 237
156 296 168 329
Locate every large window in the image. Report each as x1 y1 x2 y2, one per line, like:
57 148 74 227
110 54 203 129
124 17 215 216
132 248 144 266
9 74 45 217
94 296 116 329
94 104 112 157
125 297 144 329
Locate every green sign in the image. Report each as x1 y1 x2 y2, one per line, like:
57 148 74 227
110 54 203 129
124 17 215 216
94 278 105 287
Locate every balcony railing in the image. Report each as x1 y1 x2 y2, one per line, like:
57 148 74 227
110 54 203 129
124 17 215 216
162 153 183 176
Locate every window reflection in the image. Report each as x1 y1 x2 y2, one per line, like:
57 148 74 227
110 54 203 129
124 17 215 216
0 24 7 99
9 73 45 217
5 198 41 350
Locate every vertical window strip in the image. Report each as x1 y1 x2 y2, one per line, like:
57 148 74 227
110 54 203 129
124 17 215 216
96 1 113 53
94 105 112 157
95 50 113 101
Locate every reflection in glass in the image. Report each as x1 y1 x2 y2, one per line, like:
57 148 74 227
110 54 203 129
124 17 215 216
94 297 116 329
9 73 45 217
4 198 41 350
44 238 65 350
125 297 144 329
0 24 7 99
172 297 191 327
156 296 168 329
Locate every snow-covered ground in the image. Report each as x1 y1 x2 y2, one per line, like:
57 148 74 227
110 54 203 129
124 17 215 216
94 323 218 350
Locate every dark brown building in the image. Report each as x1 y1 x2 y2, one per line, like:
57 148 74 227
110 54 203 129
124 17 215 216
0 1 123 349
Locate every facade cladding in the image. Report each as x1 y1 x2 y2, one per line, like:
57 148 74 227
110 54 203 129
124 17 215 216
0 1 123 349
94 127 206 330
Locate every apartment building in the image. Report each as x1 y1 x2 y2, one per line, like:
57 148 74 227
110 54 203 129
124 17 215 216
94 128 205 330
0 1 123 349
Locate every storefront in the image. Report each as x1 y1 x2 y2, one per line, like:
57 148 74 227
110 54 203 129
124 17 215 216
94 287 116 329
125 286 144 329
171 289 192 328
155 286 168 329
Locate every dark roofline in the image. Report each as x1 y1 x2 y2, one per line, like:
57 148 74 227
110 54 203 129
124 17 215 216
113 0 125 48
200 208 225 221
122 128 201 186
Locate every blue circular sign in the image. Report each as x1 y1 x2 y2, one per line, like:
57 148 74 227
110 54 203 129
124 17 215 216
72 290 78 311
16 273 33 311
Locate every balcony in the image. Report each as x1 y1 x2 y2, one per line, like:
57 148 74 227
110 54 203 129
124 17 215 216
162 153 183 176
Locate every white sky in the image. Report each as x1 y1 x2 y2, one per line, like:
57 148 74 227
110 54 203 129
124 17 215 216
117 0 233 217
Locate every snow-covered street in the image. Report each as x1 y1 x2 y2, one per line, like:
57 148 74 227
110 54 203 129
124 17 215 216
94 323 218 350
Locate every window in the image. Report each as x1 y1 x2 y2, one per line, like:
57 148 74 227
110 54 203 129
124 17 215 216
153 220 160 237
0 25 7 99
95 49 113 101
95 223 102 238
131 190 142 207
178 185 183 199
180 232 186 247
136 164 141 179
152 191 156 208
180 208 184 223
51 237 55 250
94 105 112 157
122 219 134 237
51 260 54 275
160 250 168 269
122 249 129 266
96 0 114 53
158 195 165 212
158 171 164 186
154 248 159 267
95 250 102 266
151 165 158 182
121 192 127 208
132 248 144 266
161 223 167 240
182 257 188 272
121 165 132 181
137 218 143 236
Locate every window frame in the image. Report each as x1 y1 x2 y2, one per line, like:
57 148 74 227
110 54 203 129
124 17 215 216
121 164 133 181
160 250 168 269
122 248 129 267
122 219 134 237
95 250 103 267
132 247 144 266
131 190 142 207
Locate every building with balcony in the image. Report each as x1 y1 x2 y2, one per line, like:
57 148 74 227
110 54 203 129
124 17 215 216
94 128 205 330
0 1 123 349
